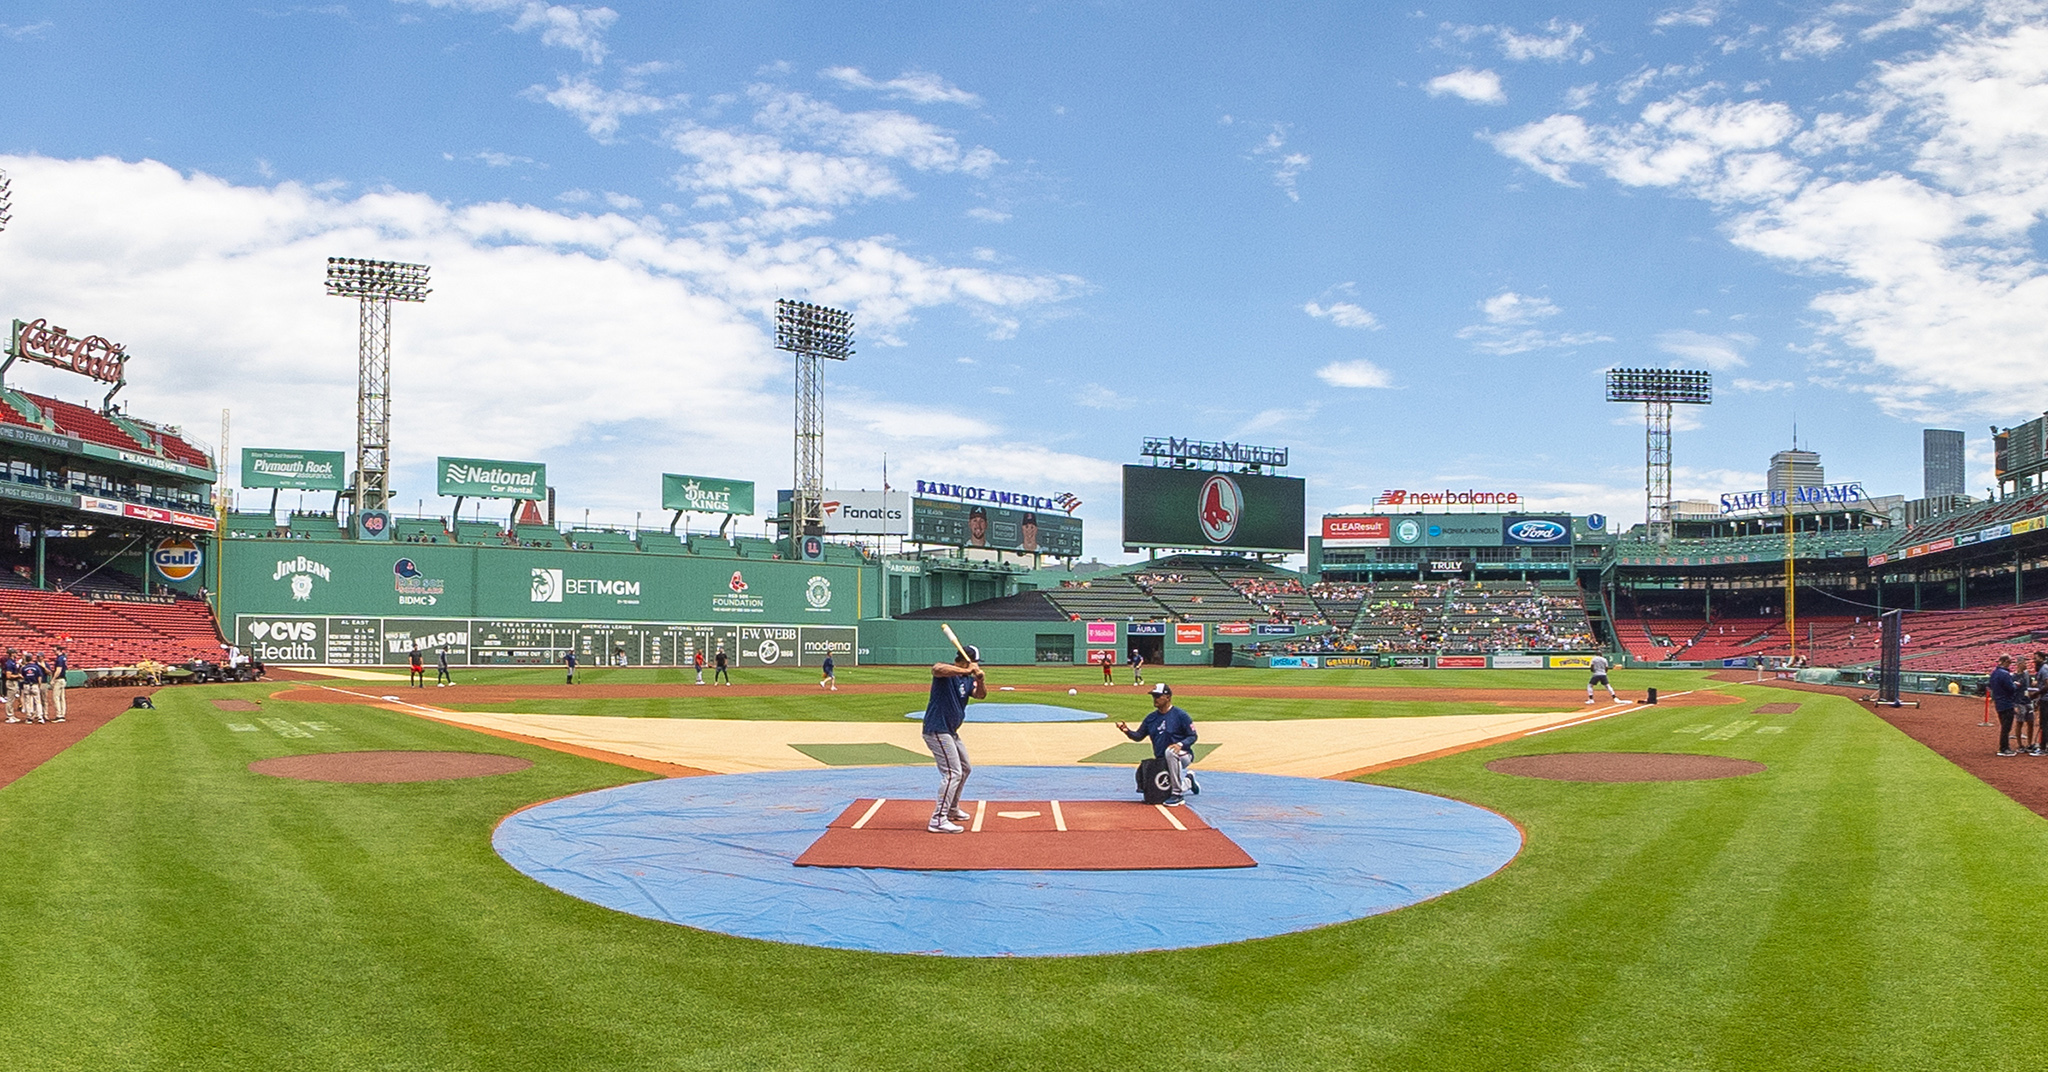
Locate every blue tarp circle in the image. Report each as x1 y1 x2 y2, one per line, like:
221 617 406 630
494 767 1521 957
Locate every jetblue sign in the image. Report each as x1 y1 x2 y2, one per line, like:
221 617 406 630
1720 483 1867 514
1502 516 1572 546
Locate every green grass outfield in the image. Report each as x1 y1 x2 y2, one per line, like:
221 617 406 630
0 675 2039 1070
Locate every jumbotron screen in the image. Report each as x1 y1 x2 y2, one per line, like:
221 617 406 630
1121 465 1305 552
911 498 1083 555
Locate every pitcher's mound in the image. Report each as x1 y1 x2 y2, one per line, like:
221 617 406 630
1486 752 1765 783
250 750 532 783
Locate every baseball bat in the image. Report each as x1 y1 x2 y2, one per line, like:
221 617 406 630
940 623 970 661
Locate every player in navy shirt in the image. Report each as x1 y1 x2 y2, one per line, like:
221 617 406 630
1118 683 1199 805
922 644 986 833
563 649 577 685
50 646 67 722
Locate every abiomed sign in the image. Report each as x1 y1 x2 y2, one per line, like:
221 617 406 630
439 457 547 499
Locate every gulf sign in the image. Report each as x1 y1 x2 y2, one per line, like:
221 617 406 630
1322 516 1391 547
152 536 202 582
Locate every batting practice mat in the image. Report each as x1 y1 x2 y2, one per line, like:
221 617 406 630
793 797 1255 870
493 767 1522 956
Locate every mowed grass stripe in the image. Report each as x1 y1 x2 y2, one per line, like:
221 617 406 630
0 680 2043 1069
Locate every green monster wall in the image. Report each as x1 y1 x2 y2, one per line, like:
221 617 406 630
218 538 876 668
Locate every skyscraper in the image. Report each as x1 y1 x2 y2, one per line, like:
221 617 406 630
1768 448 1824 493
1924 429 1965 498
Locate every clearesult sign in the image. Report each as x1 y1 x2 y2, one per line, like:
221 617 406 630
438 456 547 499
1322 516 1391 547
242 448 346 491
663 474 755 515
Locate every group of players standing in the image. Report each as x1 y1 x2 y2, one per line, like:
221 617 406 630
1988 653 2048 756
0 646 67 724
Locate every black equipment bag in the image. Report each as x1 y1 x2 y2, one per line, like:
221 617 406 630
1136 757 1173 804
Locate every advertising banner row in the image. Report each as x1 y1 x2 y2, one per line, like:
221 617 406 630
1268 653 1596 669
1871 513 2047 567
1083 620 1299 645
1321 514 1574 548
233 614 856 668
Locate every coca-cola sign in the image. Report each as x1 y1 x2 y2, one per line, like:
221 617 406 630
9 318 128 384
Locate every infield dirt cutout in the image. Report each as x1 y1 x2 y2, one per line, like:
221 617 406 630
249 750 533 783
1485 752 1766 782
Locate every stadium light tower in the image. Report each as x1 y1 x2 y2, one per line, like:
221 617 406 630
326 257 430 520
774 298 854 548
0 168 12 233
1605 368 1712 545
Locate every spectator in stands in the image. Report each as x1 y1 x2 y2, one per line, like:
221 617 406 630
1990 656 2021 756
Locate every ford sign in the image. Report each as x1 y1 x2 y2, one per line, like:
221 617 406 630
1503 517 1572 546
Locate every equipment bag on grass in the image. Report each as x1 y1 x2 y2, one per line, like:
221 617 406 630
1136 757 1173 804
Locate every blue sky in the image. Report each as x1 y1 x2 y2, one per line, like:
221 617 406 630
2 1 2044 559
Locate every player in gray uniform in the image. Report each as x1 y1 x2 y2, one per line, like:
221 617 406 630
1586 653 1619 704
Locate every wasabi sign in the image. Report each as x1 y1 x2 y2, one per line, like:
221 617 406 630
438 457 547 499
241 448 346 491
662 474 754 515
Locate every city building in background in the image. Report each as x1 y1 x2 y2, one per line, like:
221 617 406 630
1923 429 1965 499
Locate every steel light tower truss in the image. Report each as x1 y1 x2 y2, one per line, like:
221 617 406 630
326 257 430 518
773 299 854 545
0 168 12 233
1605 368 1712 545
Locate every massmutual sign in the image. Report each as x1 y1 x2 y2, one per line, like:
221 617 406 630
438 456 547 499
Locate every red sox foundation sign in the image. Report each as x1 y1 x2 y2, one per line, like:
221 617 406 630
9 318 128 384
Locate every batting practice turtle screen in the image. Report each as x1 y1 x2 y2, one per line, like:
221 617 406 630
1121 465 1305 552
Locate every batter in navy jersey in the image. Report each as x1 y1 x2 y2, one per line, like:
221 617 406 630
922 644 987 833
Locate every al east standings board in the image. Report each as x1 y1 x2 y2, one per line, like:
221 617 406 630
1121 466 1304 552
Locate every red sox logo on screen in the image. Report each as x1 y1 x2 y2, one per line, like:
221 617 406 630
1198 475 1241 543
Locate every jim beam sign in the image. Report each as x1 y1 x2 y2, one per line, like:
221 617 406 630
9 318 128 384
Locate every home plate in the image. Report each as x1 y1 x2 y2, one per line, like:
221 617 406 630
792 798 1256 871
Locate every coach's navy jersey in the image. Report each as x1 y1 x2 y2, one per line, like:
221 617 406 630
923 674 975 735
1125 706 1197 759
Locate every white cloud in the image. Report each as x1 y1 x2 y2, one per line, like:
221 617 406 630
1426 68 1507 104
1479 290 1558 323
1248 125 1312 201
1656 329 1752 369
1316 360 1394 388
1732 377 1796 391
966 207 1011 223
1458 292 1609 354
1654 4 1721 29
0 20 53 39
525 75 672 140
669 126 907 210
752 90 999 175
1487 15 2048 421
819 67 981 107
0 155 1085 524
1303 301 1381 329
1497 20 1589 62
405 1 619 64
1443 20 1590 63
470 150 535 168
1075 384 1135 410
1780 19 1847 60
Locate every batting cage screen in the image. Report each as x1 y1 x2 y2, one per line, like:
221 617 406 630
1878 609 1902 705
